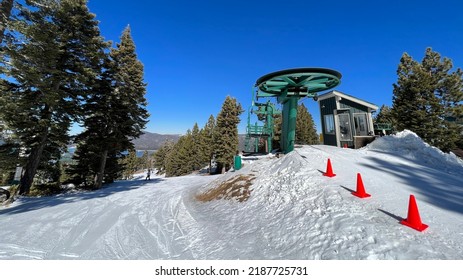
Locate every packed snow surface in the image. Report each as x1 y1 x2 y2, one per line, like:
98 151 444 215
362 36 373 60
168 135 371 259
1 130 463 259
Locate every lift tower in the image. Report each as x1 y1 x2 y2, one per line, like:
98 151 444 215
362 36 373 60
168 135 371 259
255 68 341 153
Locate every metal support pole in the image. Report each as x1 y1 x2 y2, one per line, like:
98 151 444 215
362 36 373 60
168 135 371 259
267 136 272 153
266 104 273 153
281 97 298 153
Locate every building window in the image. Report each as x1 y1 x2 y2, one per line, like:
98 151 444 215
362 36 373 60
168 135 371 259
354 113 369 136
337 113 352 141
324 114 335 134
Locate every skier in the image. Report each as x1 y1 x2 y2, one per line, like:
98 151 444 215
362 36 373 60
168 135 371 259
145 168 151 180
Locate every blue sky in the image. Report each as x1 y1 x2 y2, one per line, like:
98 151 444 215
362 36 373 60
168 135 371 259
86 0 463 135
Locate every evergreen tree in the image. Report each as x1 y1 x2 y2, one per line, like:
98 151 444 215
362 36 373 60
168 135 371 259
121 149 137 180
374 105 395 127
140 150 150 170
0 139 21 184
70 25 148 189
214 96 243 173
295 103 319 145
440 67 463 149
0 0 108 194
161 120 223 178
66 139 99 188
95 25 148 187
272 114 282 151
165 132 194 177
190 123 202 170
199 115 215 173
0 0 13 44
103 149 124 184
153 140 174 175
392 48 463 152
0 0 14 149
392 53 425 133
441 68 463 119
67 55 114 188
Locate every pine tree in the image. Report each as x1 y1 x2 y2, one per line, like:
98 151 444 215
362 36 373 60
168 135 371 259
392 48 463 152
440 66 463 149
153 140 174 175
94 25 148 187
272 114 282 151
190 123 202 170
199 115 215 173
68 55 114 188
121 149 138 180
442 68 463 119
165 132 194 177
0 0 14 151
70 25 148 189
295 103 319 145
66 139 100 188
392 53 426 133
102 149 124 184
214 96 243 173
374 105 395 127
1 0 108 194
140 150 150 170
0 0 13 44
0 139 21 184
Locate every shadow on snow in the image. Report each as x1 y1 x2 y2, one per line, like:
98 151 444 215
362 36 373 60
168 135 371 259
360 150 463 216
0 178 164 216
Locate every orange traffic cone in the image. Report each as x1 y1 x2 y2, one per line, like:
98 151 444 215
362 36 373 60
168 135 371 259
400 195 428 232
352 173 371 198
323 158 336 177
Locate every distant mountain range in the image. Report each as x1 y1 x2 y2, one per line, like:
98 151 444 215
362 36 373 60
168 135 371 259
132 131 181 150
132 131 248 151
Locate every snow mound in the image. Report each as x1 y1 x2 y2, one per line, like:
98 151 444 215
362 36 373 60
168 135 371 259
2 139 463 260
364 130 463 173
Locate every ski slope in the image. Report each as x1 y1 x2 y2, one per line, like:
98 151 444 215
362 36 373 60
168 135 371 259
1 131 463 259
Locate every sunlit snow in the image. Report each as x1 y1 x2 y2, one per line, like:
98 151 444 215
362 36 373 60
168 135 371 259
1 130 462 259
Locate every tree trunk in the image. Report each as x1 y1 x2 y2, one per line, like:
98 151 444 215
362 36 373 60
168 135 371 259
19 127 49 195
94 149 108 189
19 101 53 195
208 155 213 175
0 0 14 44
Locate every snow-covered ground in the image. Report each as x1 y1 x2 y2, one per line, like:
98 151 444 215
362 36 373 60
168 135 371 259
1 130 463 259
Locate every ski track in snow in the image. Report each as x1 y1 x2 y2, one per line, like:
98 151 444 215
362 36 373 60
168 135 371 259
0 176 217 259
1 131 463 259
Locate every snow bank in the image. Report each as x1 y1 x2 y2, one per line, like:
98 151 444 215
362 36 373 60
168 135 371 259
191 146 463 259
2 135 463 260
364 130 463 173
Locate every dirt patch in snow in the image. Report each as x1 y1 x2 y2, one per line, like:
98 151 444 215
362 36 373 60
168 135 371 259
196 174 256 203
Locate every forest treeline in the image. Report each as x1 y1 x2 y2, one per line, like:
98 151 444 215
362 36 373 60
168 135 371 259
375 48 463 152
0 0 147 195
151 101 319 178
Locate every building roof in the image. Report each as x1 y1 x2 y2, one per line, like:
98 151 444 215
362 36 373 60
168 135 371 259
317 90 379 110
